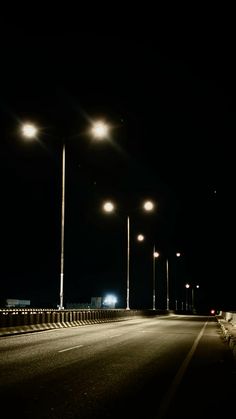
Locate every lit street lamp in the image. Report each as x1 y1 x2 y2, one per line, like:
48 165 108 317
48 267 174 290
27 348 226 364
184 283 200 312
91 120 109 139
103 201 114 213
191 284 200 313
21 120 110 310
103 200 154 310
143 201 154 211
185 283 190 310
21 123 38 139
153 246 160 310
137 234 145 242
166 252 181 311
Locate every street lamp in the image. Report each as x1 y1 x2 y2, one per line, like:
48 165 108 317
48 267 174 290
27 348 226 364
166 252 181 311
137 234 145 242
184 283 199 312
143 201 154 211
21 123 38 139
103 201 115 213
21 120 109 310
91 120 109 139
103 200 154 310
191 284 200 313
185 283 190 310
153 246 160 310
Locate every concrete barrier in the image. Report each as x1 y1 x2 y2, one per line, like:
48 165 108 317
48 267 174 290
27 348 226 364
216 311 236 360
0 308 163 336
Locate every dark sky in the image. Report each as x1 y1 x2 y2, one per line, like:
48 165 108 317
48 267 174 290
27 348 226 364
0 17 233 310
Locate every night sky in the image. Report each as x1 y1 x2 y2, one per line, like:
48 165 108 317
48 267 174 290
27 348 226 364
0 17 233 310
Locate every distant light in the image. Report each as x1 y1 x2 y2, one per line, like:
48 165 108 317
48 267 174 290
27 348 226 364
176 252 181 257
196 285 200 288
91 121 109 139
143 201 154 211
103 295 117 306
137 234 145 242
103 202 114 213
154 252 160 258
210 309 215 315
21 123 38 139
185 283 190 289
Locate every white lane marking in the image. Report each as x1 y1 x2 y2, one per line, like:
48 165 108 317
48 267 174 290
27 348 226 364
58 344 83 353
157 320 208 419
58 334 122 353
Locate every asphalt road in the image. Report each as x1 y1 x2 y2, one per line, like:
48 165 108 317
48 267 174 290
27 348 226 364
0 315 235 418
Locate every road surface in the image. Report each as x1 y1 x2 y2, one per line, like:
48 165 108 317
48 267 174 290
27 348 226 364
0 314 235 418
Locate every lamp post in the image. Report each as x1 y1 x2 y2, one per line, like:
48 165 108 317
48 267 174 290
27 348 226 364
166 252 181 311
126 215 130 310
103 200 154 310
193 285 199 312
166 258 169 311
185 283 190 311
153 246 160 310
59 143 66 309
184 283 199 312
21 120 110 310
191 284 199 313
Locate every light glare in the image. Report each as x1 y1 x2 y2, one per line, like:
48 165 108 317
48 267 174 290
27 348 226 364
137 234 145 242
154 252 160 258
144 200 154 211
21 123 38 138
91 121 109 139
103 202 114 213
103 295 117 305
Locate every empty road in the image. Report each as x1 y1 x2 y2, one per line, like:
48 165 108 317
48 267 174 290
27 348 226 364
0 314 235 418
